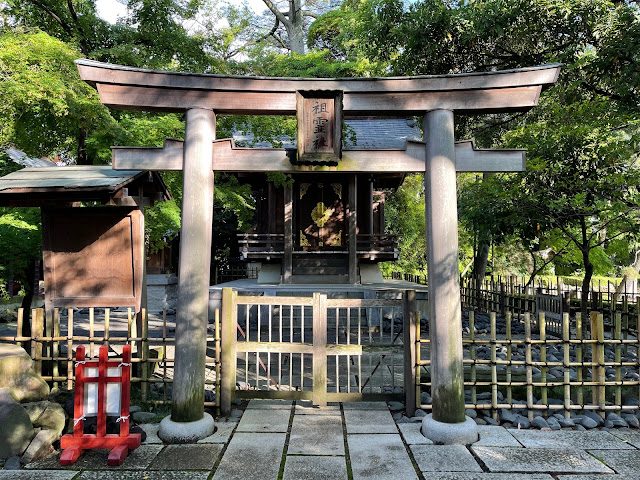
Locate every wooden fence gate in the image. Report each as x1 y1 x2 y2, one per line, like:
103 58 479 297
220 288 416 414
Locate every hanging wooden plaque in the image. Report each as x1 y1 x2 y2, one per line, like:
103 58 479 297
296 91 343 164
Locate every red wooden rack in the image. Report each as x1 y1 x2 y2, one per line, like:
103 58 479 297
60 343 141 466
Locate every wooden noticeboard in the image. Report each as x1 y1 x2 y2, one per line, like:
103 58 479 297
42 207 144 309
296 90 343 164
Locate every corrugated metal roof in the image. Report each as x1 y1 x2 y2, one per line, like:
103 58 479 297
0 166 143 192
5 148 57 168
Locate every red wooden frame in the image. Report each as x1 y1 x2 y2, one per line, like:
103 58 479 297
60 344 141 466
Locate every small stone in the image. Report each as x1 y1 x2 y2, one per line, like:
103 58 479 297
606 412 628 428
574 415 598 429
132 411 158 423
129 405 142 413
230 409 243 418
465 409 477 419
531 416 549 429
388 401 405 412
474 417 487 425
392 412 403 421
233 398 243 405
584 411 605 427
484 417 499 426
514 415 530 429
4 456 21 470
396 416 412 424
499 409 516 423
546 416 561 430
622 414 639 428
420 392 432 404
414 409 426 418
575 424 586 431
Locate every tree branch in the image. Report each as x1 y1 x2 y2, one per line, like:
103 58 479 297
302 9 319 18
261 0 289 26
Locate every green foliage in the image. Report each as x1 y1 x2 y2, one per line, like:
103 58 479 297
0 208 41 299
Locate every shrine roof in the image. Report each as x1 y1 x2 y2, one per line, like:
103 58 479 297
0 165 169 207
76 60 561 115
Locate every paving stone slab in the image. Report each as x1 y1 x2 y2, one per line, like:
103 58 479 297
246 399 293 409
510 429 633 450
472 446 614 474
342 402 388 410
557 476 633 480
140 424 162 444
475 426 522 447
149 444 223 470
587 449 640 477
344 409 397 434
609 429 640 449
77 472 210 480
410 445 483 473
198 419 238 444
348 434 418 480
397 423 433 445
212 432 286 480
0 472 77 480
283 455 348 480
288 415 344 455
236 408 291 432
295 401 341 415
425 474 554 480
25 445 164 471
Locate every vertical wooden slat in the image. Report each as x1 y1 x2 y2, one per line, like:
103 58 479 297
141 308 148 402
67 308 74 390
215 308 221 410
32 308 43 377
283 184 293 284
404 290 417 417
490 312 497 420
539 312 547 415
89 308 95 358
576 312 584 407
313 293 328 406
524 313 533 421
506 311 512 405
348 174 358 284
104 308 110 347
221 288 237 415
470 311 476 407
162 309 167 403
615 312 622 411
562 312 571 418
53 308 60 389
16 308 23 348
591 311 605 416
415 311 421 408
97 344 108 437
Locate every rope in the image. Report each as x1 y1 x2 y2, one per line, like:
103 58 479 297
116 415 130 423
73 416 86 426
74 361 86 368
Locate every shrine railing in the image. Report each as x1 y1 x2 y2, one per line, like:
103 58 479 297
356 234 399 260
238 233 285 259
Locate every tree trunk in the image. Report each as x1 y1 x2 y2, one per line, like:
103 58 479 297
581 248 593 317
77 126 89 165
286 0 305 54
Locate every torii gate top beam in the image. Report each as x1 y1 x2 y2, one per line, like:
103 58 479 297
75 60 561 115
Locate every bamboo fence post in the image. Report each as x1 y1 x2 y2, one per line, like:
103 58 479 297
16 308 23 348
615 311 622 411
141 308 149 402
623 295 629 356
89 307 95 358
67 308 73 390
470 311 477 407
524 313 533 421
53 308 60 389
490 312 498 420
162 309 167 403
221 287 237 416
576 312 584 407
539 312 547 415
104 308 110 348
403 290 417 417
32 308 43 377
591 311 605 416
215 307 221 414
506 311 512 405
415 312 421 409
562 312 571 418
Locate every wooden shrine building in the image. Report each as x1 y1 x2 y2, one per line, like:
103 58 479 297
69 60 559 443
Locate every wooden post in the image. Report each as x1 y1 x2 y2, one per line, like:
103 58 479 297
32 308 44 377
404 289 417 417
312 293 327 406
220 287 237 416
590 311 606 415
172 108 216 423
348 174 358 284
283 184 293 284
423 109 466 424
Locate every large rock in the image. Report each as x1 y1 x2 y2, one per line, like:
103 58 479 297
0 388 34 459
20 429 57 464
0 344 49 402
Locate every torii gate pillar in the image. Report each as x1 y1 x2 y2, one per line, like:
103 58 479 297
159 108 216 442
422 109 477 444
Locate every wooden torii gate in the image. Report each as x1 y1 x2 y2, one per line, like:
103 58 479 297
76 59 560 444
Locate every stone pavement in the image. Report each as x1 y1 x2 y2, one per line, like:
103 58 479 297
2 400 640 479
